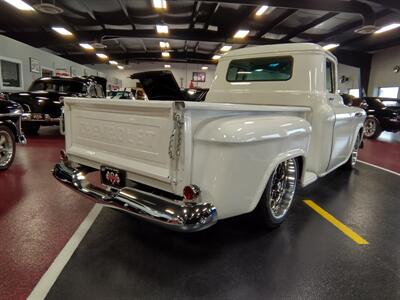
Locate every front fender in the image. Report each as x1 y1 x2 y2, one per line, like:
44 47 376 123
192 115 311 219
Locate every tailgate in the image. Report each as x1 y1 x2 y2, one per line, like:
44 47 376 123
63 98 182 192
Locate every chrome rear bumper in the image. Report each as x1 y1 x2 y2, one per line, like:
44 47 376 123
52 160 217 232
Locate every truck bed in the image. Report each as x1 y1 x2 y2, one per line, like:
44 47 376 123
63 98 310 195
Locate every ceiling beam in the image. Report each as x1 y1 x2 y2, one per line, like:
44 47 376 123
189 1 201 30
314 9 393 44
366 0 400 11
115 0 136 30
336 9 396 46
203 2 220 30
10 29 276 48
256 9 297 39
363 36 400 52
63 51 215 65
195 0 376 25
280 12 338 43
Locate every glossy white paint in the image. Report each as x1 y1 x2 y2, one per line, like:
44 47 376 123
63 43 365 220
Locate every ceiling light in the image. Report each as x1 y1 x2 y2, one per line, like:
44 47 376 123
212 55 221 60
162 51 170 57
323 43 339 50
255 5 269 16
220 45 232 52
109 60 118 65
3 0 34 11
201 66 208 70
233 30 249 39
156 25 169 34
79 43 94 50
164 64 171 68
117 65 124 70
160 41 170 48
52 27 73 36
375 23 400 34
152 0 167 9
96 53 108 59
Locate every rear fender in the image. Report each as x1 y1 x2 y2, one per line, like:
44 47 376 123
192 115 311 219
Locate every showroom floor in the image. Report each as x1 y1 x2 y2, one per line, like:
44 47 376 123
1 128 399 300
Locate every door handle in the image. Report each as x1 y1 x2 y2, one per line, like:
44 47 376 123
328 97 334 101
355 112 363 117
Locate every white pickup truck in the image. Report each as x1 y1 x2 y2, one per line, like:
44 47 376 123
53 43 365 232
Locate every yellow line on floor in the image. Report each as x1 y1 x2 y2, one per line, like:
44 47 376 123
303 200 369 245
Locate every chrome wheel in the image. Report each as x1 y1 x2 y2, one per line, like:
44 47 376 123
364 118 376 138
268 159 297 219
0 129 14 168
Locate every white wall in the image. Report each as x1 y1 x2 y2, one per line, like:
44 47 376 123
337 63 360 94
89 61 217 90
0 35 103 92
368 45 400 97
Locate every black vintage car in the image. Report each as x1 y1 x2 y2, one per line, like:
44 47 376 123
8 76 106 135
361 97 400 138
130 70 209 101
0 93 26 170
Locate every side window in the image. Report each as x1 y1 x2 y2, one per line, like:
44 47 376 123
326 59 335 93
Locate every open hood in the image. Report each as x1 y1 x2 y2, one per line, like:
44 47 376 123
130 70 186 101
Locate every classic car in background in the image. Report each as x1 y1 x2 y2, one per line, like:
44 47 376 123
8 76 106 135
341 94 363 107
360 97 400 138
182 88 209 102
108 89 135 100
53 44 366 232
0 95 26 170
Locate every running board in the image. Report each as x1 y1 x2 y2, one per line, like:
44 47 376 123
302 171 317 187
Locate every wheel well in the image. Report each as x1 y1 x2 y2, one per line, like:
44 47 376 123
295 156 304 181
359 127 364 137
0 121 17 137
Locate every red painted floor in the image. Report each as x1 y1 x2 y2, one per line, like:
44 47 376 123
0 127 93 300
359 132 400 173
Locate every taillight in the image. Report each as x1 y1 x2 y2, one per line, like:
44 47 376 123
183 185 200 201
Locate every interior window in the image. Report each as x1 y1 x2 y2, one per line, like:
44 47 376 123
226 56 293 82
326 60 334 93
1 59 21 88
378 87 399 98
349 88 360 98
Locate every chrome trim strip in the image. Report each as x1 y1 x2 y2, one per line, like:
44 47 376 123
52 160 218 232
0 112 22 117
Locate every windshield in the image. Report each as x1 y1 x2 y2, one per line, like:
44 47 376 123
29 80 86 94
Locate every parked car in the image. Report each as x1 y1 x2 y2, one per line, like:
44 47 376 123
110 89 135 100
341 93 363 107
53 43 365 232
360 97 400 138
0 96 26 170
8 76 106 135
182 88 209 101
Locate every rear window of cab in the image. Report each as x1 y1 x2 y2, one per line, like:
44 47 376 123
226 56 293 82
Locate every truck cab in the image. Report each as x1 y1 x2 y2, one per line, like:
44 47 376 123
207 43 364 178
